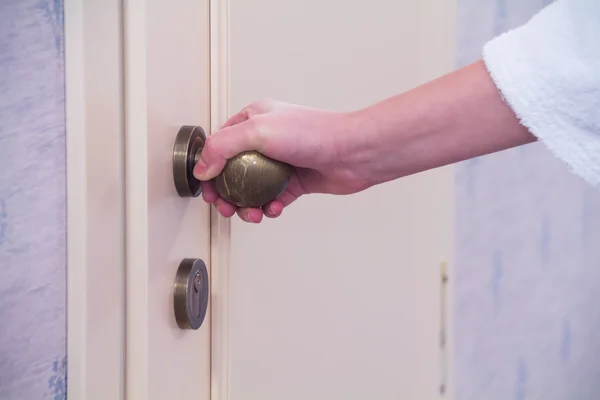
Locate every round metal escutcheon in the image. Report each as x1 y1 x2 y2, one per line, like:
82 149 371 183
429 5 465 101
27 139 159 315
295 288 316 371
173 125 206 197
174 258 209 330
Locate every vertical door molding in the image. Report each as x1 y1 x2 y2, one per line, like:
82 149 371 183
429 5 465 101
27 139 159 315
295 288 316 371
123 0 212 399
64 0 126 398
210 0 232 398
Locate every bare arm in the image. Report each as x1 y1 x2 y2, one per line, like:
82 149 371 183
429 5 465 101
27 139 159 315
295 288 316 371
195 60 534 222
346 60 536 186
197 0 600 223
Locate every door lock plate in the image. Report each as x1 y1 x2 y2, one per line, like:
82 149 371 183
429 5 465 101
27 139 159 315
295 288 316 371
174 258 209 330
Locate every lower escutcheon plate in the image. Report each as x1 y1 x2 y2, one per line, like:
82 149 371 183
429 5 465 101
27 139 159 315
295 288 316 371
173 258 209 330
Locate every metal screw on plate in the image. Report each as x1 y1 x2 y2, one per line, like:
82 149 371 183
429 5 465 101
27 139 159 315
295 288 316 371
173 258 209 330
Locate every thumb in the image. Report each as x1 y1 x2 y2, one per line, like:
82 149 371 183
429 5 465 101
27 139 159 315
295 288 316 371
193 119 264 181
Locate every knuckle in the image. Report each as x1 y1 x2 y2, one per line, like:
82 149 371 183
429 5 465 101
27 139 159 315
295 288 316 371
246 115 269 150
250 98 276 113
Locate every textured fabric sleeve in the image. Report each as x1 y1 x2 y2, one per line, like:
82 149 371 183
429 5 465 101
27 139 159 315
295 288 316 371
482 0 600 186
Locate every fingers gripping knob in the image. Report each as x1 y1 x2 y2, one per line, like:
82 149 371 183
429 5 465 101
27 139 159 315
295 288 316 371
172 125 294 207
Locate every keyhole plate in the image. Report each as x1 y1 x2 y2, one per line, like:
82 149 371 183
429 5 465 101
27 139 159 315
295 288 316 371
174 258 209 330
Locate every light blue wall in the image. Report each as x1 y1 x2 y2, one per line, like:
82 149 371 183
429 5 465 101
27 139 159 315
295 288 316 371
0 1 67 399
455 0 600 399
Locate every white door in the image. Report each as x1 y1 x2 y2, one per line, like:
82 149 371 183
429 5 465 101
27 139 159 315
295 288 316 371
218 1 456 399
66 0 455 399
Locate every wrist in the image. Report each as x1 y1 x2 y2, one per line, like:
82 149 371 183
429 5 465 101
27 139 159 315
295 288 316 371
343 101 418 187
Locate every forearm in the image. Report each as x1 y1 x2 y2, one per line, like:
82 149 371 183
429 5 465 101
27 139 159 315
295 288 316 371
349 60 536 185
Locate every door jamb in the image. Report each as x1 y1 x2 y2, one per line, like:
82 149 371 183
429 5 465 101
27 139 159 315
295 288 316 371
209 0 232 398
64 0 126 398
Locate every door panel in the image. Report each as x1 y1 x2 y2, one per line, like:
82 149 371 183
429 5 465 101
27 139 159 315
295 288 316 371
228 1 455 399
123 0 211 399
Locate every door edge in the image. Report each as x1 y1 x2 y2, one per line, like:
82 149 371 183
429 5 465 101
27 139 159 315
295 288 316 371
209 0 232 398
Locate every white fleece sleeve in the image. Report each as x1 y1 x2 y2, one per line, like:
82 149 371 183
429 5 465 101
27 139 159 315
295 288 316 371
483 0 600 186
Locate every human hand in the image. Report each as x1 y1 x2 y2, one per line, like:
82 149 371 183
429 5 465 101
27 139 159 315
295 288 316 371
193 99 370 223
194 62 540 224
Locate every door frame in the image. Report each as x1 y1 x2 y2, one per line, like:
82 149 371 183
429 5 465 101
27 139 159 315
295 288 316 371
65 0 233 399
64 1 452 399
64 0 126 399
209 0 232 399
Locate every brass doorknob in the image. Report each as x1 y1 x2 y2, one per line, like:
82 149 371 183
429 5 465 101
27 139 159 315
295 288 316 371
173 125 294 207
